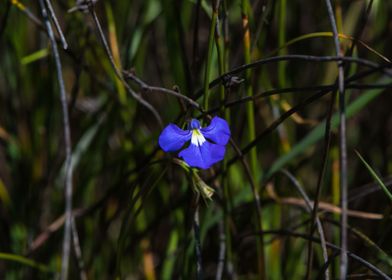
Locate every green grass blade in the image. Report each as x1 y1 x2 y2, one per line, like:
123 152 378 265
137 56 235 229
355 150 392 202
20 48 48 65
0 252 52 273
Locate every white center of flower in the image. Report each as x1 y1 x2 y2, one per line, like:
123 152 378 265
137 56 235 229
191 129 206 146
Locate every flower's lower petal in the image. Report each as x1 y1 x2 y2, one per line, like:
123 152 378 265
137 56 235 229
200 116 230 145
159 124 192 152
179 141 225 169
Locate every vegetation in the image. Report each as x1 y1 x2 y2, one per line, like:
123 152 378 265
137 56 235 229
0 0 392 279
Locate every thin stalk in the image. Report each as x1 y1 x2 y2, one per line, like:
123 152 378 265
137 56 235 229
275 0 290 155
222 177 235 279
323 0 347 278
222 0 231 137
215 6 232 279
202 1 220 111
88 5 163 128
215 14 225 115
192 0 201 70
71 218 87 280
104 2 126 104
38 1 73 279
306 89 336 280
194 205 203 280
241 2 266 278
207 54 391 90
278 0 287 88
203 82 392 115
264 0 290 172
241 0 258 181
281 170 329 280
174 1 193 95
227 138 265 275
216 218 226 280
43 0 68 49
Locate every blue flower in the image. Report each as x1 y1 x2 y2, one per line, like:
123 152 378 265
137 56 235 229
159 117 231 169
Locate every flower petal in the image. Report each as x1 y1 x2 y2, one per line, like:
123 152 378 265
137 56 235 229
179 141 226 169
200 116 230 145
158 124 192 152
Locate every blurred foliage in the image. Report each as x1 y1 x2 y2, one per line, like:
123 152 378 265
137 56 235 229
0 0 392 279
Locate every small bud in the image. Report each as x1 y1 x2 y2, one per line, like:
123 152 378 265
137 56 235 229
192 173 214 201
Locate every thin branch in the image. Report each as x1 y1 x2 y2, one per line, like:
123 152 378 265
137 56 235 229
123 71 202 110
204 82 392 115
28 209 84 253
38 0 73 279
44 0 68 49
88 3 163 128
207 54 392 90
